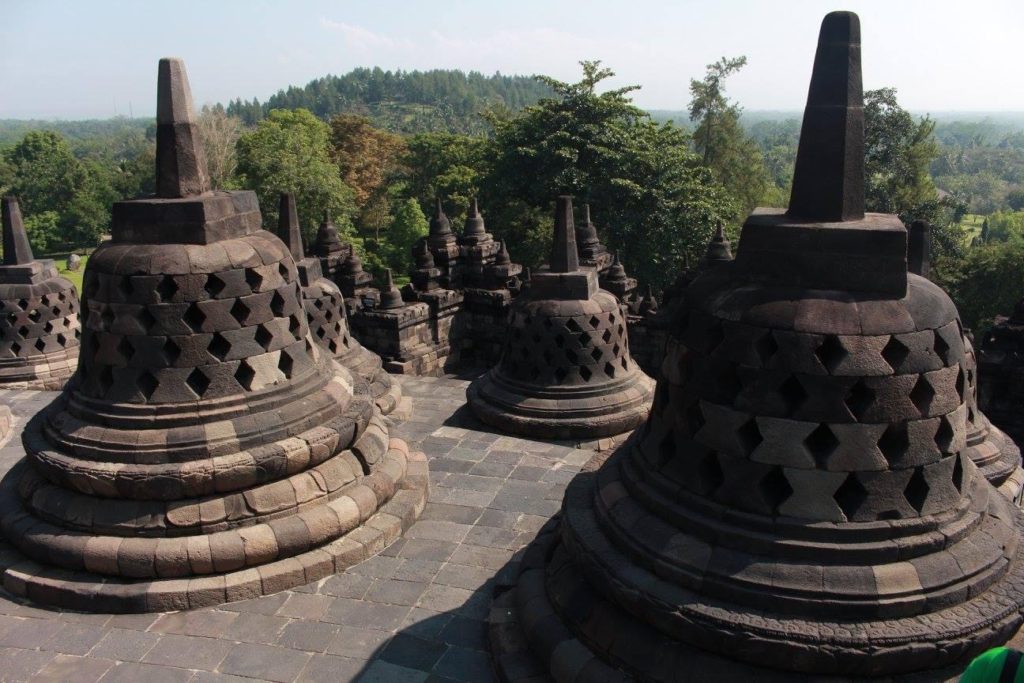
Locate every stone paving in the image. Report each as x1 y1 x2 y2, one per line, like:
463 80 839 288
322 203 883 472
0 373 606 683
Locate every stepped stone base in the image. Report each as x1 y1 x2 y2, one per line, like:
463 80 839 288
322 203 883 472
0 447 427 613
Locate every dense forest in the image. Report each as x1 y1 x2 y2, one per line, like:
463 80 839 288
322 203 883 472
225 67 555 134
1 63 1024 332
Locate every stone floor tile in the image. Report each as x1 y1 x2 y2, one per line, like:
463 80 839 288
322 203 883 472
364 579 429 607
346 555 403 580
404 520 473 543
188 672 257 683
416 585 476 613
97 662 194 683
392 559 444 583
276 593 334 621
396 539 459 563
149 610 238 638
447 544 515 570
217 591 289 615
87 628 161 662
323 599 410 631
0 618 65 649
399 608 451 640
219 612 291 644
276 620 340 653
434 563 498 592
437 616 488 651
0 647 54 682
104 612 159 631
432 645 495 682
219 642 312 683
31 654 116 683
142 633 231 671
357 660 429 683
324 625 391 659
40 623 107 655
318 574 373 599
296 653 364 683
378 633 448 672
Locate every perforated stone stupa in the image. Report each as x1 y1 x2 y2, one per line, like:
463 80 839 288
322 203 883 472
979 301 1024 463
0 196 81 389
467 195 653 439
0 59 427 612
277 193 401 415
489 13 1024 680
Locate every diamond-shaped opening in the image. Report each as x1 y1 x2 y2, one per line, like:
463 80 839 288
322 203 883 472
933 332 951 364
183 303 206 333
119 277 134 300
51 306 60 316
580 365 592 382
17 299 29 310
186 368 211 397
695 451 724 495
139 307 156 333
205 274 227 298
935 416 955 452
117 336 134 361
834 473 869 520
588 315 600 329
279 350 295 378
100 306 115 330
163 338 181 365
844 379 875 421
778 376 807 416
271 291 287 317
804 423 839 467
815 335 847 373
314 298 324 310
289 314 302 338
578 332 592 346
137 370 159 400
97 365 114 396
34 337 46 352
759 467 793 513
208 333 231 361
881 336 910 372
621 356 628 370
235 360 256 390
44 321 54 333
554 367 568 383
755 331 778 366
566 349 578 364
909 375 936 416
877 424 910 466
904 466 930 514
604 361 616 378
686 402 706 436
591 347 603 362
279 262 291 282
6 312 16 323
230 299 251 325
612 343 621 356
245 267 264 292
324 309 333 322
316 326 327 339
10 341 21 355
56 333 67 346
27 308 41 322
565 319 582 333
17 325 29 338
553 335 565 348
602 329 612 343
255 324 274 351
156 275 178 302
737 418 763 457
952 454 965 493
955 366 966 402
659 431 676 464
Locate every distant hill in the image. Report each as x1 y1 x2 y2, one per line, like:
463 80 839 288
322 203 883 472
224 67 556 135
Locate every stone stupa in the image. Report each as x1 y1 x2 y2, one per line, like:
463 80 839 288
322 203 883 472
276 193 402 415
0 59 427 612
467 195 653 439
489 13 1024 680
0 196 81 389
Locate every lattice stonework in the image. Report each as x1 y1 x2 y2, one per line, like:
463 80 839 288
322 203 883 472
0 279 82 389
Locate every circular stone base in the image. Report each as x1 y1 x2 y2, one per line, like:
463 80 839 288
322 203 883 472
0 448 428 613
467 372 654 440
342 345 402 416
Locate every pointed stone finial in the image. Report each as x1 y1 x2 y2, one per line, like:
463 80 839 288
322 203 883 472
155 58 211 198
608 251 627 280
379 268 404 309
2 196 34 266
495 240 511 266
576 203 600 247
705 221 734 262
413 239 435 269
551 196 580 274
787 11 864 222
908 219 931 278
430 198 452 236
464 198 485 237
639 284 659 315
277 193 303 261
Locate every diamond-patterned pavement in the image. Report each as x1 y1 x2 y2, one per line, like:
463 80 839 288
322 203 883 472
0 374 610 682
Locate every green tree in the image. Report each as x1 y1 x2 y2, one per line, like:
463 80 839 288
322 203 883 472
401 132 487 225
22 210 60 254
197 104 242 190
372 198 429 274
235 109 358 242
480 61 733 287
943 242 1024 331
688 57 774 215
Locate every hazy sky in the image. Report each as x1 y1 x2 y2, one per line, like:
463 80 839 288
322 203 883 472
1 0 1020 119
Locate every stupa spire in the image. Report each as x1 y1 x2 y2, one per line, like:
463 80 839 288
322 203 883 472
787 11 864 222
2 196 34 266
464 197 485 237
155 58 210 198
277 193 303 261
550 195 580 274
430 198 452 236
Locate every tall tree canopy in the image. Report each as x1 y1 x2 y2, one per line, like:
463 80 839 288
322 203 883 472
235 109 358 242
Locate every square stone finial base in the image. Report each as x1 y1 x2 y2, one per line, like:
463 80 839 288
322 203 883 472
529 269 598 301
735 208 907 296
111 190 262 245
0 260 60 285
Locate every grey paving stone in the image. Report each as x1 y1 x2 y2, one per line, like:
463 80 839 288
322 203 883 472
276 593 334 621
356 660 429 683
325 625 391 659
434 564 498 592
276 620 340 653
347 555 403 580
392 559 444 583
438 616 487 651
219 612 291 644
323 599 410 631
364 579 429 607
0 618 65 649
149 610 238 638
400 609 451 640
40 623 107 655
405 520 473 543
297 654 364 683
219 642 312 683
218 591 290 615
319 574 374 599
396 539 458 563
31 654 116 683
98 662 193 683
188 672 258 683
379 633 448 672
142 633 231 671
432 645 495 682
0 647 54 682
87 628 161 663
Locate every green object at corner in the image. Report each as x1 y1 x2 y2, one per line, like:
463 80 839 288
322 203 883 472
961 647 1024 683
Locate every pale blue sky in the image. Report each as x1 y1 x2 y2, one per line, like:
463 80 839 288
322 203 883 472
1 0 1020 119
